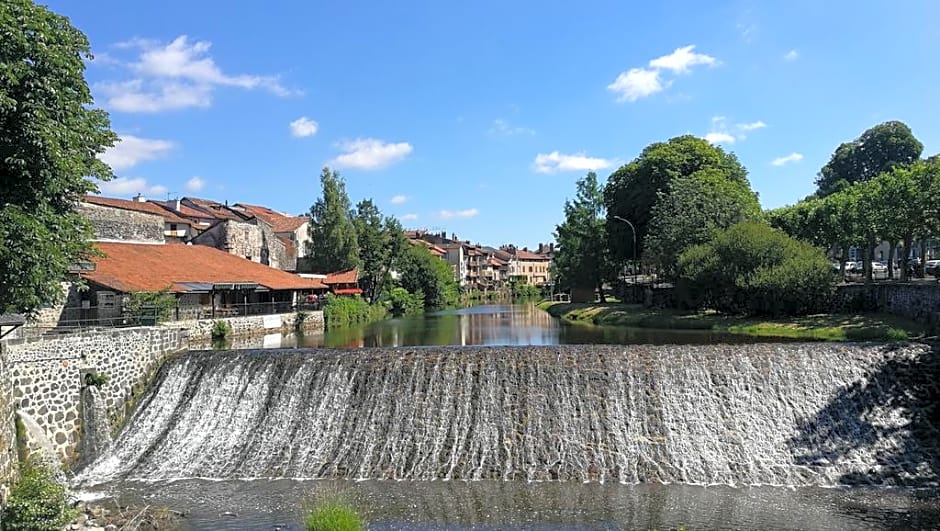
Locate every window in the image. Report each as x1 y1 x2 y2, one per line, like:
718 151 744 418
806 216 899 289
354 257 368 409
169 223 178 231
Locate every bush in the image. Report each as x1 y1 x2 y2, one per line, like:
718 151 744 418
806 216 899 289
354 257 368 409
210 320 232 340
387 287 424 316
1 460 76 531
322 295 387 328
304 500 363 531
511 282 542 299
125 289 176 324
677 222 835 317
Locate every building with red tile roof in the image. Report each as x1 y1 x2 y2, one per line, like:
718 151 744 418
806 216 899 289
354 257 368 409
78 242 325 321
323 269 362 296
83 195 196 242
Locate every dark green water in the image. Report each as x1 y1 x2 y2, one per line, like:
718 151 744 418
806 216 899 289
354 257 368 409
283 303 775 349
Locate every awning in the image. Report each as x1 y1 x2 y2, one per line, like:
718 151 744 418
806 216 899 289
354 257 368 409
333 288 363 295
173 282 214 293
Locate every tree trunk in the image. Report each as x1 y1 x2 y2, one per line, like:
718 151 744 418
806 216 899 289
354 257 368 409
839 245 849 279
597 281 606 303
901 235 913 282
920 239 929 278
887 242 897 280
864 237 875 284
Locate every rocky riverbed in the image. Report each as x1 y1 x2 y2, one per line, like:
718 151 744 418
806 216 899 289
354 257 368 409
67 501 184 530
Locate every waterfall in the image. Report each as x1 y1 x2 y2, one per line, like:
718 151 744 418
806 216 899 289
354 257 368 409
78 385 112 468
74 344 940 488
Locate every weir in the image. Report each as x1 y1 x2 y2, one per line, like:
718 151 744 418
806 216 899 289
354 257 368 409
75 343 940 487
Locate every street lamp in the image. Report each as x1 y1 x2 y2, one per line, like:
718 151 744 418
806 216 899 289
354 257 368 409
612 215 638 300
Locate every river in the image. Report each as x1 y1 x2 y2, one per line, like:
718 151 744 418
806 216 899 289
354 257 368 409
74 304 940 530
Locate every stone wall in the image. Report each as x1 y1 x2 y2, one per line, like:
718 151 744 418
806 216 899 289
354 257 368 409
169 310 323 341
2 327 186 462
833 283 940 328
192 219 291 270
0 347 17 499
78 203 165 243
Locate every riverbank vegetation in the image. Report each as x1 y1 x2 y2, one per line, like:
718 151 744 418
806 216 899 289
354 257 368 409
550 122 940 326
539 301 919 341
1 460 76 530
304 500 364 531
323 295 388 328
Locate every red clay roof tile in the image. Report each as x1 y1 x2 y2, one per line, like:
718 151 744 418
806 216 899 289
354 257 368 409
84 242 324 292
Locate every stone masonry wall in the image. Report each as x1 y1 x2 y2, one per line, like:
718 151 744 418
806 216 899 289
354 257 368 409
169 310 324 341
2 327 186 463
833 283 940 329
78 202 165 243
0 347 17 499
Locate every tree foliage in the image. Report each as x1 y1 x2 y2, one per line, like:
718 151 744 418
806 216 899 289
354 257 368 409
0 0 117 315
815 121 923 196
677 222 835 317
604 135 748 262
644 169 760 278
305 167 360 274
553 172 613 299
353 199 390 303
1 459 77 530
397 244 458 309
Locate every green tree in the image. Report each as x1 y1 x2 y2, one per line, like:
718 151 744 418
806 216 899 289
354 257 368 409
553 172 613 301
644 169 760 278
305 167 360 274
604 135 748 263
815 121 923 197
397 244 458 309
677 222 834 317
867 160 940 280
0 0 116 315
353 199 389 303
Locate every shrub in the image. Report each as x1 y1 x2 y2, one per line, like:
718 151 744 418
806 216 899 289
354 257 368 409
125 289 176 324
294 310 308 331
83 371 110 387
511 282 542 299
304 500 363 531
1 460 76 531
387 287 424 316
322 295 387 328
210 320 232 340
677 222 835 317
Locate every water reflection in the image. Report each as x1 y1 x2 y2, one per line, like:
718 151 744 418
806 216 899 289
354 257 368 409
94 479 940 530
277 304 783 349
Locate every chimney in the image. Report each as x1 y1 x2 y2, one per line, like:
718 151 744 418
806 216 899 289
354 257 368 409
133 193 146 203
174 198 181 211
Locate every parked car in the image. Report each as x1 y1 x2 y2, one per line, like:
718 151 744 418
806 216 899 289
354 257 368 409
872 262 888 274
925 259 940 276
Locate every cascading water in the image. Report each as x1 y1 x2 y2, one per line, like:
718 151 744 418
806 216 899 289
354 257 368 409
78 385 112 468
74 343 940 488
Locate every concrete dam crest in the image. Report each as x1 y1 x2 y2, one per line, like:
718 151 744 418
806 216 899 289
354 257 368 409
74 343 940 488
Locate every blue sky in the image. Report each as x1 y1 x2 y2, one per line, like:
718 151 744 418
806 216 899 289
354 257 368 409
48 0 940 248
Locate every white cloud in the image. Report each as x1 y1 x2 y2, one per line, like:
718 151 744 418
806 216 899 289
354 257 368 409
772 152 804 166
400 213 419 221
99 134 174 171
784 49 799 61
330 138 413 170
607 68 666 102
99 35 296 113
437 208 479 220
649 45 718 74
704 132 736 145
736 121 767 131
488 119 535 136
185 176 206 192
96 177 168 197
390 195 408 205
289 116 318 138
609 45 717 103
534 151 614 174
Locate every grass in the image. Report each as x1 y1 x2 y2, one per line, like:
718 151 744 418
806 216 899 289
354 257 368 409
304 500 364 531
538 301 923 342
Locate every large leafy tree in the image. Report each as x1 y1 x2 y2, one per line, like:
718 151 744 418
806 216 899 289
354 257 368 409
553 172 613 300
1 0 116 315
305 167 360 274
815 121 923 196
397 244 458 309
604 135 748 263
644 169 760 278
352 199 409 303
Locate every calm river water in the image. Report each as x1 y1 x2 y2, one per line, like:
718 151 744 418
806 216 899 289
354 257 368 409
80 304 940 529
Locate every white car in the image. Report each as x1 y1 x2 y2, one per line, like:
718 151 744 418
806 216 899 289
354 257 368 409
925 260 940 276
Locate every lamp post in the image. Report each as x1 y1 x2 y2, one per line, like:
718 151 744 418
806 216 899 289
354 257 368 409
612 215 637 300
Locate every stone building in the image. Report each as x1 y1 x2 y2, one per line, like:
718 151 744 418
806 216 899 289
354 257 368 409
191 218 294 271
82 195 197 242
